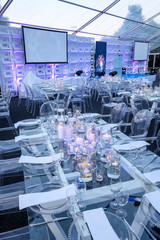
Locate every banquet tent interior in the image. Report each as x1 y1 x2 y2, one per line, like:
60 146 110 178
1 1 160 240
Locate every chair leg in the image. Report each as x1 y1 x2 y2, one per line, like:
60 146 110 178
153 119 160 138
89 97 93 109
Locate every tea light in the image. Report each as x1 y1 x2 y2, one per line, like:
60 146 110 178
86 132 95 141
102 132 111 141
75 137 83 146
96 171 103 182
112 160 118 167
57 122 64 139
64 125 73 141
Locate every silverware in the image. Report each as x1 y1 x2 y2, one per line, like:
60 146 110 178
138 221 157 240
30 216 70 227
123 218 140 240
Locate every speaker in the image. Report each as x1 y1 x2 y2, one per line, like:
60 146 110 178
76 70 83 76
109 71 117 77
122 67 126 74
150 68 157 75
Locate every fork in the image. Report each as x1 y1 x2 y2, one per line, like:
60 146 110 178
138 221 157 240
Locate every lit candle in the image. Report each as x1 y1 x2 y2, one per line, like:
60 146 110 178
57 122 64 139
112 160 118 167
96 172 103 182
102 132 111 141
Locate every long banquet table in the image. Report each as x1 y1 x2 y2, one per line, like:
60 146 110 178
16 115 160 240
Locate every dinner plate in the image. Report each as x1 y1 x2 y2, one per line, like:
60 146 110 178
141 198 160 228
143 163 160 173
68 211 132 240
30 184 68 214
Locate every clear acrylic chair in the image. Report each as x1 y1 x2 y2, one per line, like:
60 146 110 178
130 109 153 139
110 102 127 124
130 97 150 116
0 139 20 159
27 85 46 116
39 101 58 119
0 226 30 240
101 94 117 115
70 89 86 113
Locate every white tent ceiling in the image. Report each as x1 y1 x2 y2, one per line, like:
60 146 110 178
0 0 160 49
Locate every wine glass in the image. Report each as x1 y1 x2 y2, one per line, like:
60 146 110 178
128 146 138 162
115 190 129 218
110 178 122 209
135 146 146 172
75 177 86 211
66 188 77 218
61 140 70 173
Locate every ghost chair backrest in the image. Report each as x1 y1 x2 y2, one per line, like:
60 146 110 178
110 102 127 124
40 101 58 119
131 109 153 137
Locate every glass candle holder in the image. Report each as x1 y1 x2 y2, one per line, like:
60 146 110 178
107 157 121 179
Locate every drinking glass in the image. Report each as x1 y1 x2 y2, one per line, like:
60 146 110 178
75 177 86 211
115 190 129 218
57 103 65 121
136 146 146 171
61 141 70 173
107 157 121 179
66 188 77 218
110 178 122 209
96 163 104 182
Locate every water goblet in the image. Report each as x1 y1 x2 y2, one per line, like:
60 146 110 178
66 188 77 218
115 190 129 218
135 146 146 172
110 178 122 209
75 177 86 211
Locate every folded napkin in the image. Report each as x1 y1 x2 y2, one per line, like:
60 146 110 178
78 113 100 119
113 141 149 152
15 119 41 128
18 154 62 164
144 191 160 213
19 184 76 210
83 208 119 240
144 170 160 184
148 97 160 102
15 132 48 142
96 124 118 131
117 91 131 95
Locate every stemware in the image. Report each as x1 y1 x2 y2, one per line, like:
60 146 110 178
75 177 86 211
134 146 147 171
109 178 122 209
115 190 129 218
66 188 77 218
60 140 71 173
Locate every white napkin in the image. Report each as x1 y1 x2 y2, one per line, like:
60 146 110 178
15 132 48 142
19 184 76 210
83 208 119 240
96 124 118 131
144 170 160 184
14 119 41 128
113 141 149 152
18 154 61 164
78 113 100 120
144 191 160 213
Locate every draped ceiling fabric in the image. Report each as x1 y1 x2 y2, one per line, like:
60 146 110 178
0 0 160 50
